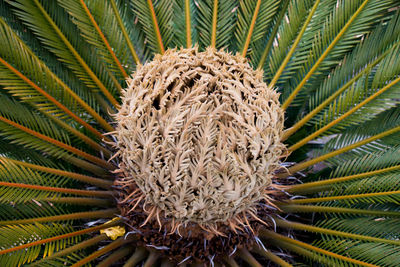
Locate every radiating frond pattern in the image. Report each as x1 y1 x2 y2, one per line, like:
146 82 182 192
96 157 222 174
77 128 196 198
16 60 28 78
0 0 399 266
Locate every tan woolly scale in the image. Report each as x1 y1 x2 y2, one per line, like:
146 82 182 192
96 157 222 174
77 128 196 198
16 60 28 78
114 47 285 229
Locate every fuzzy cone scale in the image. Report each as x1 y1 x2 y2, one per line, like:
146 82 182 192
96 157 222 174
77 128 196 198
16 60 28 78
114 47 285 229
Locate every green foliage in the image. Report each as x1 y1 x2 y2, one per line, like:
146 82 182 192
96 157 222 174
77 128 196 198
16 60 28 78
171 0 198 48
131 0 174 54
0 0 399 266
196 0 237 49
0 223 79 266
314 237 400 266
233 0 280 60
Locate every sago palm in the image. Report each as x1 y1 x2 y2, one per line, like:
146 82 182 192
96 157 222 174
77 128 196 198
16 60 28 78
0 0 399 266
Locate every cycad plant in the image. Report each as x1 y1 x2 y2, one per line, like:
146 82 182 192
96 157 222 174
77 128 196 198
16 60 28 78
0 0 399 266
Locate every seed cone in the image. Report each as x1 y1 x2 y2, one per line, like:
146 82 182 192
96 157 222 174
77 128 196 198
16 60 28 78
114 47 285 237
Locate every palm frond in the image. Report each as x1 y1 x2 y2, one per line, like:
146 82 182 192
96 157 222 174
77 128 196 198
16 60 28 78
107 0 143 64
286 125 400 174
308 48 400 135
281 0 398 109
0 99 110 174
283 13 400 140
234 0 280 60
7 0 119 107
0 1 399 266
263 0 315 79
314 237 400 266
131 0 173 54
0 13 114 133
57 0 128 80
0 223 78 266
196 0 237 49
171 0 197 48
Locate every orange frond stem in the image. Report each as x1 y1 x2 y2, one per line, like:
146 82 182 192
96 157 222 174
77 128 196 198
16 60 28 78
0 219 123 255
78 0 128 78
211 0 218 48
147 0 165 54
0 181 113 197
0 209 118 225
289 190 400 204
288 164 400 194
185 0 192 48
278 204 400 217
43 197 114 206
241 0 262 57
0 157 113 189
0 115 115 170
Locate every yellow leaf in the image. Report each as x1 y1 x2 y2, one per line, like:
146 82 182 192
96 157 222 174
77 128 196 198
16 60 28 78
100 217 125 240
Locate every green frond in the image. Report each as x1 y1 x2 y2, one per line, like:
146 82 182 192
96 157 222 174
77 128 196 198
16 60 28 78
329 145 400 177
86 0 141 67
31 234 108 267
7 0 119 107
171 0 197 48
0 0 399 266
196 0 237 49
0 95 111 174
0 186 61 205
309 11 400 111
288 146 400 195
0 95 115 172
0 95 71 146
316 217 400 239
57 0 128 80
108 0 146 64
0 9 114 133
131 0 173 54
31 252 92 267
0 202 68 221
261 230 374 267
0 159 67 187
0 223 79 267
234 0 280 59
319 108 400 162
0 118 69 160
314 237 400 266
0 137 59 168
263 0 315 79
281 0 398 107
309 49 400 134
0 18 88 124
